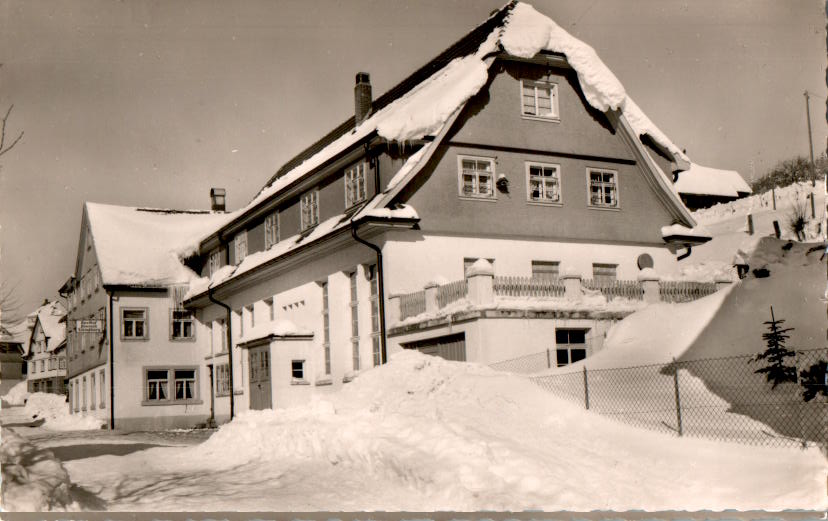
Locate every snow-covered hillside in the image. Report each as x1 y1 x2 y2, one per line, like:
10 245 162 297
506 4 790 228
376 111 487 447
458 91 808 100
687 180 825 269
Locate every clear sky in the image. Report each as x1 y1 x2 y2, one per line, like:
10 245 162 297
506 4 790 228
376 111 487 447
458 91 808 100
0 0 825 320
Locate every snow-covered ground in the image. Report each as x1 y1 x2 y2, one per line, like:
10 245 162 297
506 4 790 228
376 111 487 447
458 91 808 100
36 351 822 511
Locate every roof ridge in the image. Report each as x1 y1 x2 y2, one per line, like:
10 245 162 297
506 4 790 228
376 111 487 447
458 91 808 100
254 1 516 201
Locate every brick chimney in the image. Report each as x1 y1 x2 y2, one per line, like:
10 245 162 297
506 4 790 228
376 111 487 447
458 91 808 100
354 72 372 125
210 188 226 212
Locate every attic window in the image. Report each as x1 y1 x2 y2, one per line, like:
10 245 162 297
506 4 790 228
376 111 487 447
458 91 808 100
521 79 559 120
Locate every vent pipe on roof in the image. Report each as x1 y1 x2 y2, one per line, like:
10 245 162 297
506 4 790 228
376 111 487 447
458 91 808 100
354 72 372 125
210 188 226 213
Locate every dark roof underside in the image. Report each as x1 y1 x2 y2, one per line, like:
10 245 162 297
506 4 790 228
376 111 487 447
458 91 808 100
256 2 516 198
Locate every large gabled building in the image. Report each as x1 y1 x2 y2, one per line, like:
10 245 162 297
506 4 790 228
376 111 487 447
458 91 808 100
180 1 714 421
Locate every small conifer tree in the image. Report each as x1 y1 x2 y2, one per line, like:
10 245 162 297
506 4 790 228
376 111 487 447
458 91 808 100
752 306 797 388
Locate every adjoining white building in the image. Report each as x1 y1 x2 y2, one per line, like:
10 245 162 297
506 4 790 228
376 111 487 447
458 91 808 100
63 202 230 430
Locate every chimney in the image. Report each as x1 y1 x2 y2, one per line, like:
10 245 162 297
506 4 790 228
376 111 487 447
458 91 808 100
354 72 372 125
210 188 226 212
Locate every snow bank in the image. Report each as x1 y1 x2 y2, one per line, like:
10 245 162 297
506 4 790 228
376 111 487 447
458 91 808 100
23 393 104 431
2 381 30 406
1 428 79 511
184 350 822 510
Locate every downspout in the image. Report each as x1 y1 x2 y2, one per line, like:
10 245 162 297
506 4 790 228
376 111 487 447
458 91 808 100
207 231 235 420
350 219 387 365
107 290 115 430
677 246 692 261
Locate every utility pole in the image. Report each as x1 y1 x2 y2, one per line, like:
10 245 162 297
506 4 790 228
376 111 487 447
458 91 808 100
804 90 815 187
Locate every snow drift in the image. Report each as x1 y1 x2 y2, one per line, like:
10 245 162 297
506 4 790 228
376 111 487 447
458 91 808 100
183 350 823 511
23 393 104 431
2 381 30 407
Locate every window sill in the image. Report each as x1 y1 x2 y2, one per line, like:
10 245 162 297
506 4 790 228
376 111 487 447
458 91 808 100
586 205 621 212
170 337 196 342
217 389 244 397
457 196 497 203
315 377 333 386
291 378 310 386
342 371 359 383
527 200 563 208
121 337 149 342
141 399 204 407
521 114 560 123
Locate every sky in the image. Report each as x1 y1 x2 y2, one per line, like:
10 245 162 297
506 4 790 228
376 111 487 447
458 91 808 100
0 0 825 320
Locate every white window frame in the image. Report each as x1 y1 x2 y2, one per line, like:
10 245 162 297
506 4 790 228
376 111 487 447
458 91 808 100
264 211 279 249
344 162 368 208
144 367 199 404
291 359 305 381
369 265 381 367
526 162 562 204
301 189 319 231
592 263 618 284
520 79 560 120
349 271 360 371
208 250 221 277
587 168 620 209
99 369 106 408
215 363 231 396
170 309 195 340
121 308 148 340
234 231 248 265
457 155 496 200
90 373 96 410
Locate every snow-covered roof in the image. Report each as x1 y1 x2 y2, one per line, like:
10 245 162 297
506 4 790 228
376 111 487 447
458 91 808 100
674 163 752 198
0 321 30 345
23 301 66 355
85 203 233 287
237 319 313 346
661 223 713 244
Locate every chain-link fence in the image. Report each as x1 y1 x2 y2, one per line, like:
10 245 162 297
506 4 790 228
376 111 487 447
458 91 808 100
492 348 827 449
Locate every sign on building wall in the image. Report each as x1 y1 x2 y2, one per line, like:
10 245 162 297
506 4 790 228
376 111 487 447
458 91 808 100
75 319 104 333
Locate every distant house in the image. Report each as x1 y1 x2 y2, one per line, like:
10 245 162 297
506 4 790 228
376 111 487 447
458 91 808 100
179 1 714 421
63 203 229 430
21 301 67 395
0 321 30 396
674 163 752 211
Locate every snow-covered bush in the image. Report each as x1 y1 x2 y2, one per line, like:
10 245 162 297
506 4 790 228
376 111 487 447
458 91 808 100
1 428 79 511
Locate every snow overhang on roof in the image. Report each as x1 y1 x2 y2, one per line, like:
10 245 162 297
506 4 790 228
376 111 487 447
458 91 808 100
236 319 314 348
674 163 753 198
661 223 713 246
85 203 234 288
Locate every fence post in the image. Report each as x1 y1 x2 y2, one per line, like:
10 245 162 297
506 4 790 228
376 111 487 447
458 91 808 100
583 366 590 410
562 269 582 299
747 214 754 235
772 220 781 238
424 283 439 313
546 348 551 369
810 192 816 219
637 268 660 303
466 260 494 306
673 357 683 436
387 294 401 324
772 187 776 210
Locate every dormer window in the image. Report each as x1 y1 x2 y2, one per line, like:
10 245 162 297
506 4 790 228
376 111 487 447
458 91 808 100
521 79 559 120
301 190 319 230
344 162 367 208
234 231 248 265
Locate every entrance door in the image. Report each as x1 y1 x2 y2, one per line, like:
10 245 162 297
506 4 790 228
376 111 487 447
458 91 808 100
248 345 272 410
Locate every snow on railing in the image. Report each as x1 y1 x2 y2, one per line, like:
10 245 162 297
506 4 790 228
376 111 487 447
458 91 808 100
581 279 644 301
399 290 427 320
437 279 468 308
493 276 566 298
659 281 717 303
